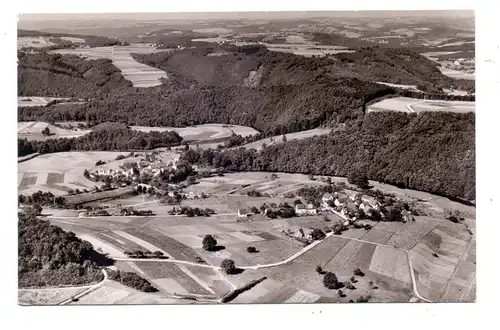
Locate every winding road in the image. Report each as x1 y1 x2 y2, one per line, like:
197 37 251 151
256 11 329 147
58 268 109 305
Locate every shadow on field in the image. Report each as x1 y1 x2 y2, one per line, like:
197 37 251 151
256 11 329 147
89 250 115 267
229 268 245 275
212 245 226 252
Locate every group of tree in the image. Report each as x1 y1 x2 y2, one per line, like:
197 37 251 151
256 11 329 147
18 191 66 207
168 206 215 217
107 269 158 292
124 250 166 259
119 207 155 216
18 122 183 157
18 213 112 288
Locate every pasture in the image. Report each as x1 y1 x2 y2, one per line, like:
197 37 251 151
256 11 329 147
240 128 331 151
18 151 124 195
132 123 259 142
53 44 170 87
18 287 87 305
17 36 56 49
34 169 475 303
18 121 91 141
368 97 475 114
18 97 69 107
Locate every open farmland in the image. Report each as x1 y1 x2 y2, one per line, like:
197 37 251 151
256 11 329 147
68 280 196 305
241 128 331 151
18 287 87 305
18 151 124 195
18 121 91 141
36 168 475 303
53 44 170 87
18 96 70 107
132 123 259 142
368 97 475 114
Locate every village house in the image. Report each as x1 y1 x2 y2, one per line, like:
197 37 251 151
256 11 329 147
295 203 317 216
402 210 414 222
237 208 253 218
322 193 334 204
361 195 381 210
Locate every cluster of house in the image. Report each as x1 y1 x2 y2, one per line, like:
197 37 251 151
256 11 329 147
322 191 413 223
166 190 208 200
91 158 177 181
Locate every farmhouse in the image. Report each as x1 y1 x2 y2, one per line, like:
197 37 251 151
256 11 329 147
238 208 253 218
402 210 414 222
322 193 334 203
361 195 381 210
295 203 317 216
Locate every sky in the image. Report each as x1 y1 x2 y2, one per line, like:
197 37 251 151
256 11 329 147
19 10 474 22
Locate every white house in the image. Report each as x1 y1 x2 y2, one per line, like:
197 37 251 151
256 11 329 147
322 193 334 203
402 210 414 222
361 195 381 210
237 208 253 218
359 201 373 213
295 204 317 216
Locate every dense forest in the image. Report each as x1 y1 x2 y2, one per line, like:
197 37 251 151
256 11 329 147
18 51 131 97
180 111 475 202
18 213 111 287
18 45 474 137
131 45 468 90
18 122 183 156
18 29 125 48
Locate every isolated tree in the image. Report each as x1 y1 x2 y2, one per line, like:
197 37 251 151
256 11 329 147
246 246 257 253
368 209 382 222
387 206 403 222
282 134 287 142
41 126 51 136
344 281 356 290
356 295 371 303
337 289 344 297
323 272 339 289
310 228 326 241
348 169 370 189
221 259 236 274
316 265 324 274
202 235 217 251
353 268 365 277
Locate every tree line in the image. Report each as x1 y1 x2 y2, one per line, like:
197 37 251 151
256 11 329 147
18 122 183 156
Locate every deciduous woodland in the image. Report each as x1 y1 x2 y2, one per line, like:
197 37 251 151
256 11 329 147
17 42 475 202
18 214 110 288
181 111 475 202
